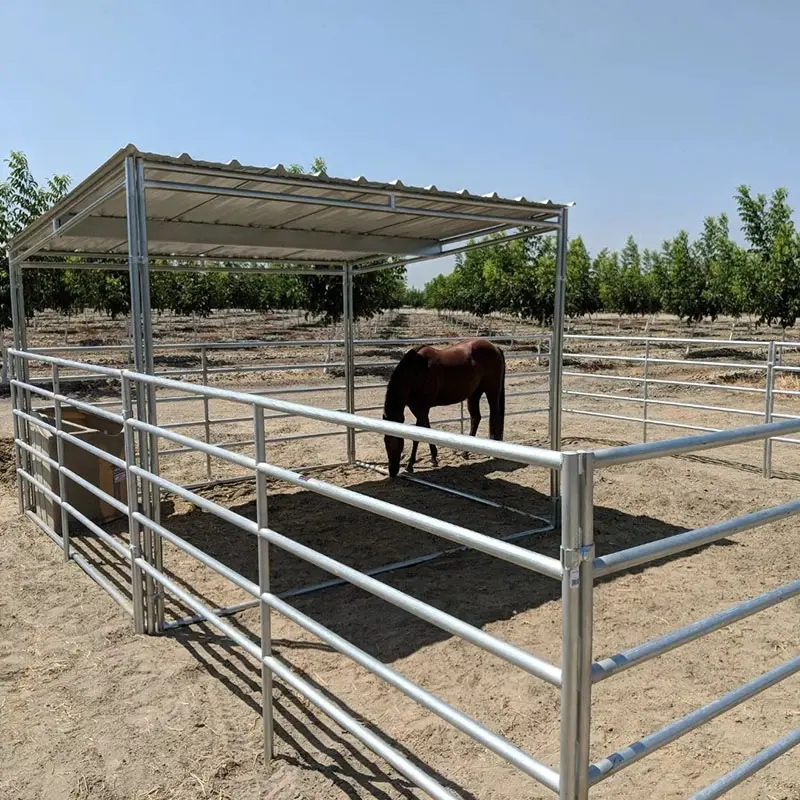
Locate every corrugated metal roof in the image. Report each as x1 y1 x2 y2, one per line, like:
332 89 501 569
9 144 568 269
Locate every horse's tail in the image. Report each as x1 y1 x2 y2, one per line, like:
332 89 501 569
497 345 506 440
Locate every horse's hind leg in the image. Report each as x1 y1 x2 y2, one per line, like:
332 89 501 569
487 386 505 440
419 413 438 468
462 389 482 458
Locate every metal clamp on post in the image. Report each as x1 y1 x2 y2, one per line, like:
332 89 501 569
560 543 595 586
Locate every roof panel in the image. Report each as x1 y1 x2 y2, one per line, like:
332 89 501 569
10 144 568 269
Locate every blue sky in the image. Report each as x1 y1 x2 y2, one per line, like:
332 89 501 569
2 0 798 286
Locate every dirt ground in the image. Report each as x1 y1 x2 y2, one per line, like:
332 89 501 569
1 310 799 800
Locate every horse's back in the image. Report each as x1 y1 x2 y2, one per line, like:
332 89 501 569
407 339 502 407
421 338 501 366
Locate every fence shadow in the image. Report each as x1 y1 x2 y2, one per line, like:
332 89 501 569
156 458 735 666
170 625 475 800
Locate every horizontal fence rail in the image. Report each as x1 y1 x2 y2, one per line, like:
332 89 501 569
689 727 800 800
588 655 800 786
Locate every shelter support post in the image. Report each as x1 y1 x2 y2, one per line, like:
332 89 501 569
550 208 568 521
125 155 163 633
9 254 33 512
343 263 356 463
122 375 147 634
560 451 594 800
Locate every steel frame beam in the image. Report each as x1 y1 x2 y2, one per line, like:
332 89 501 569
59 216 444 258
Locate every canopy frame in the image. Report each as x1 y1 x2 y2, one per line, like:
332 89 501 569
7 145 570 506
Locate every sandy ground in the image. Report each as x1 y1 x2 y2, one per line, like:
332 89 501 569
1 310 799 800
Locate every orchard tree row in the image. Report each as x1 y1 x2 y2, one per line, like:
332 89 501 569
421 186 800 329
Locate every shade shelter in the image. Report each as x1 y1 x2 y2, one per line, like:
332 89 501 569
7 144 571 492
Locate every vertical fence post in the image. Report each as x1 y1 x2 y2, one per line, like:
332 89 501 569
559 451 594 799
642 339 651 443
51 363 71 562
10 356 25 514
9 257 34 514
122 374 146 635
763 340 776 479
201 346 212 480
560 452 580 800
575 452 595 800
133 377 156 635
253 405 274 764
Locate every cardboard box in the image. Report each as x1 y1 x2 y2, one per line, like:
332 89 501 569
29 405 127 536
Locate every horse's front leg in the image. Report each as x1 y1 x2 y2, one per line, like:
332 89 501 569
407 436 419 473
407 412 436 472
418 414 438 468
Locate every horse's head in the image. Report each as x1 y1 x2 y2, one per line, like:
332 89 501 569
382 411 404 477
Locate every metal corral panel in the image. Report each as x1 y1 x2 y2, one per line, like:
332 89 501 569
9 145 568 268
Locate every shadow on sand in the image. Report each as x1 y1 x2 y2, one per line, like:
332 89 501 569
58 454 741 797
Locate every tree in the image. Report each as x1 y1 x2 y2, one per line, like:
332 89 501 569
595 248 621 315
402 286 426 308
616 235 648 316
64 270 131 319
0 151 72 328
296 266 406 323
481 237 528 316
695 214 742 322
565 236 599 318
423 273 453 311
641 248 666 316
735 185 800 328
661 230 708 323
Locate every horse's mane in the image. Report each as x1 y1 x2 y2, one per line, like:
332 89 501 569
383 346 423 417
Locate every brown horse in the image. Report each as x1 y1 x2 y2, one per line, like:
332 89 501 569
382 338 506 477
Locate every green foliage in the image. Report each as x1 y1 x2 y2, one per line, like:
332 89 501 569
0 151 72 327
401 286 426 308
595 249 622 314
421 190 800 331
661 230 705 322
734 186 800 328
424 235 558 323
565 236 598 318
297 266 406 323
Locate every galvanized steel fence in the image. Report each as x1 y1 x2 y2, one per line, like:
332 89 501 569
8 340 800 799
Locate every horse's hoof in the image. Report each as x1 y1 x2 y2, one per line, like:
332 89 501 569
406 464 415 474
431 460 439 469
